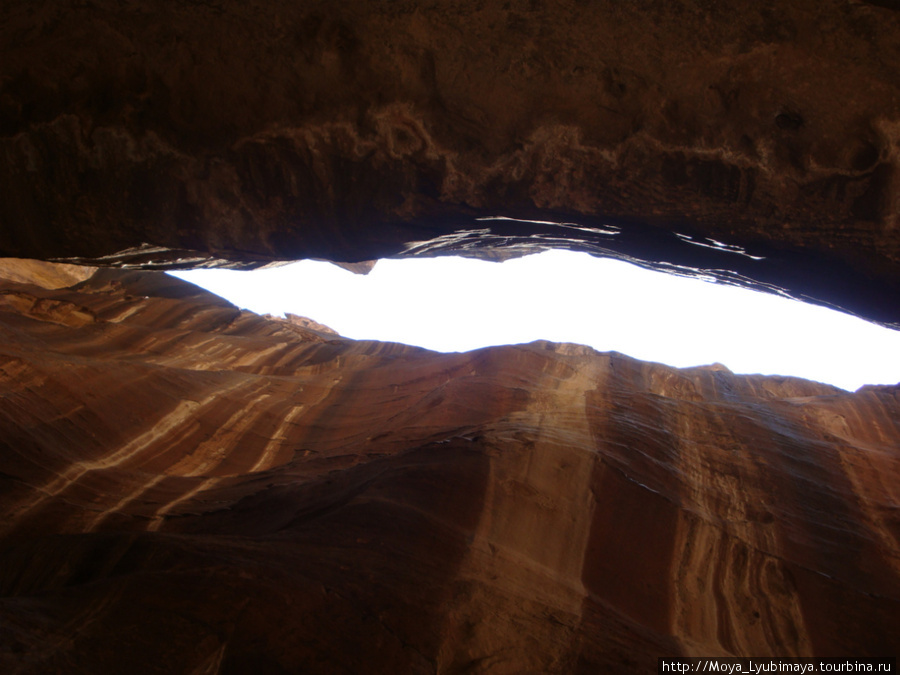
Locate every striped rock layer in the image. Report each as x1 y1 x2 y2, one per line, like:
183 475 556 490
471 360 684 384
0 262 898 673
2 0 900 326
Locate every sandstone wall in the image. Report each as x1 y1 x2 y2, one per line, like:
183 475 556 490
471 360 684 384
1 266 897 672
2 1 900 324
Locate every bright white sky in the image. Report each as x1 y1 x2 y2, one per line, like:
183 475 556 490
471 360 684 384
169 250 900 392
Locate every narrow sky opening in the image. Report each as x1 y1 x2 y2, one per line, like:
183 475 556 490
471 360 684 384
169 250 900 392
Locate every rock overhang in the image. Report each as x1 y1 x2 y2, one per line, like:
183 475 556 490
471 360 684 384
1 0 898 326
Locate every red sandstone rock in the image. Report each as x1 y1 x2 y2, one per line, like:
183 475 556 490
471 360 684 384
1 1 899 324
0 258 96 289
2 2 900 668
0 263 897 672
281 312 339 336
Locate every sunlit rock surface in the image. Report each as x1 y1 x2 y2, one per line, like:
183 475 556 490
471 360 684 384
1 264 897 673
0 258 96 289
1 0 900 325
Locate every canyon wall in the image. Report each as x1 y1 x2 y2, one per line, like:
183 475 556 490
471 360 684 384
2 0 900 325
0 263 898 672
2 0 900 671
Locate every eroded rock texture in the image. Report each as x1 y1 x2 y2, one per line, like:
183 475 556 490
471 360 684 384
3 0 900 670
1 264 898 673
2 0 900 324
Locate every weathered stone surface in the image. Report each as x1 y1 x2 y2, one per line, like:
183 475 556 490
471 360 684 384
1 265 898 672
0 258 96 288
1 0 900 324
2 1 900 669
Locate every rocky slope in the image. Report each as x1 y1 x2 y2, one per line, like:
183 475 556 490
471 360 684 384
2 0 900 325
0 262 897 673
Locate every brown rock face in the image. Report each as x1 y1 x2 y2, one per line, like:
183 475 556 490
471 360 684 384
1 266 898 672
2 1 900 324
0 258 96 289
2 1 900 670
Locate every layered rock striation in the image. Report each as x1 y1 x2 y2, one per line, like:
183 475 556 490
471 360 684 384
1 264 898 672
2 1 900 669
2 0 900 324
